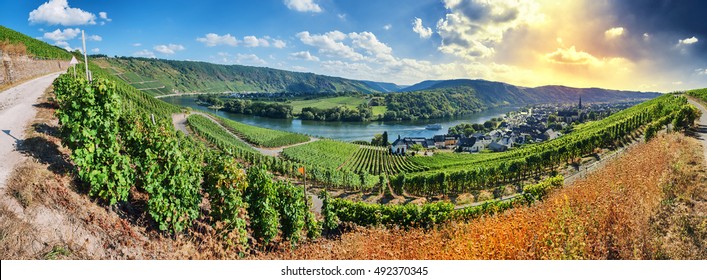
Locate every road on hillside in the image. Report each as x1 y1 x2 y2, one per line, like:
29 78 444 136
172 112 323 213
687 98 707 162
0 72 62 189
172 112 318 157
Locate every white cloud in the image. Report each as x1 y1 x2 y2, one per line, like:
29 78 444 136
383 24 392 31
153 44 185 55
338 14 347 20
672 81 683 85
290 51 319 61
604 27 624 39
197 33 239 47
28 0 96 26
197 33 285 48
134 49 155 58
284 0 322 13
349 31 394 62
42 28 80 41
88 35 102 41
297 31 364 61
235 53 267 66
412 18 432 39
272 39 287 49
678 36 698 46
436 0 542 60
54 41 69 48
695 69 707 76
98 11 111 25
643 33 650 42
243 35 270 47
132 43 142 47
91 48 100 53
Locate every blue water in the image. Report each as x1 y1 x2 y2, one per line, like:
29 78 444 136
162 95 516 142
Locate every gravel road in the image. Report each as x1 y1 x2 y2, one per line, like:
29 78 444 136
0 72 61 188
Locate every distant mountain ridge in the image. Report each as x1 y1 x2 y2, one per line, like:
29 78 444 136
401 79 661 104
94 55 660 105
93 57 387 96
361 80 404 92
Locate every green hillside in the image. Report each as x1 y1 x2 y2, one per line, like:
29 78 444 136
0 25 71 59
383 79 662 120
91 56 382 96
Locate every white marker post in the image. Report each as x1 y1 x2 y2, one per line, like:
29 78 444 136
69 56 78 78
81 30 89 81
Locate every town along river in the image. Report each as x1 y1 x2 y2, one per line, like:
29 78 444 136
161 95 517 142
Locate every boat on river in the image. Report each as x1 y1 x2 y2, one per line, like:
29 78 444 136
425 124 442 130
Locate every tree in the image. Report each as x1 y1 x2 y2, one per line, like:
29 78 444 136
382 131 389 146
483 120 495 129
409 143 424 153
371 134 384 146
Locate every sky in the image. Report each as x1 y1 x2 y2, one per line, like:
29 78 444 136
1 0 706 92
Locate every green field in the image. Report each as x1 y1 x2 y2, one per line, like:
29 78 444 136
281 140 360 170
214 114 310 147
371 105 387 116
271 96 368 114
344 145 425 175
186 114 257 153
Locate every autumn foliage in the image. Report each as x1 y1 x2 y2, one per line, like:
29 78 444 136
266 134 705 259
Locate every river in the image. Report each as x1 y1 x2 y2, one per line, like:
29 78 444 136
161 96 517 142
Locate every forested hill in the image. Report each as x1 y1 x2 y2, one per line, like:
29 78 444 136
381 79 661 120
401 79 661 105
91 56 385 96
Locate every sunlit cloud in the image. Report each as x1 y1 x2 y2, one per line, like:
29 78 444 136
677 36 698 46
604 27 624 39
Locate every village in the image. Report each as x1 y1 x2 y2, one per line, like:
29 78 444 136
390 98 642 155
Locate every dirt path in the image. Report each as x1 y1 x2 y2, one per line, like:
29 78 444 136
171 113 189 134
174 112 323 212
155 92 230 99
0 72 62 189
687 98 707 162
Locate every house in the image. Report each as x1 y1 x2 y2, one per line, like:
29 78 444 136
390 137 407 154
457 137 477 152
426 139 435 148
471 138 490 152
543 129 560 141
433 135 446 148
390 136 430 154
445 135 459 147
433 134 459 149
497 135 515 148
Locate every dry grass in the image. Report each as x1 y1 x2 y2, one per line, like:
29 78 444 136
0 40 27 56
263 134 706 260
